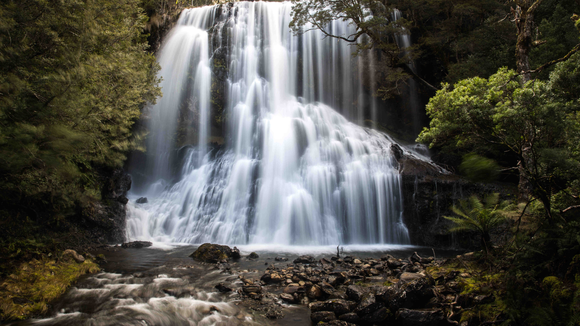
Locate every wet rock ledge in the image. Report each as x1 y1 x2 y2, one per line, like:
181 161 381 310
192 244 495 326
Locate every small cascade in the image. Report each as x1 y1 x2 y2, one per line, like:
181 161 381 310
127 2 425 246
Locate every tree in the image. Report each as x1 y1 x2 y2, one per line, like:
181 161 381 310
289 0 438 96
418 49 580 218
444 193 508 253
0 0 160 224
290 0 519 97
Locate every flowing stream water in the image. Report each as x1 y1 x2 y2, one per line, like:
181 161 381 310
126 1 429 247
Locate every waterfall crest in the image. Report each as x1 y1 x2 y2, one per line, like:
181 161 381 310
128 2 414 245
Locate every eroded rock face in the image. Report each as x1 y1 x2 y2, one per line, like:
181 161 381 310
81 168 131 244
189 243 240 263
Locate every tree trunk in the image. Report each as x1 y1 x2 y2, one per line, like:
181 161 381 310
518 143 533 201
514 0 542 200
514 0 543 82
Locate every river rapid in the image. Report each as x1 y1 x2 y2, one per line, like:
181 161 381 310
5 245 463 326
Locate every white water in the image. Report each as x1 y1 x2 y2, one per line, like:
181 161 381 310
128 2 421 246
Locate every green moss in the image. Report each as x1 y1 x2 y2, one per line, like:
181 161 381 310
0 255 100 321
460 301 506 324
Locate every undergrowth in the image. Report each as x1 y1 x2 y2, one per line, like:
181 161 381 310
0 255 99 321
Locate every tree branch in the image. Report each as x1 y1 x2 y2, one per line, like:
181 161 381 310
524 43 580 75
561 205 580 214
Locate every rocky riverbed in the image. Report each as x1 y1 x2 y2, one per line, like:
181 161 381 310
3 244 491 326
191 244 496 326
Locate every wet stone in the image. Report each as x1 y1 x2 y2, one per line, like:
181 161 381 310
215 282 232 292
308 285 323 299
387 258 404 269
294 255 316 264
280 293 295 303
311 311 337 323
248 252 259 259
361 306 390 323
346 285 366 302
309 299 356 315
354 293 379 316
400 272 422 282
135 197 148 204
242 285 262 294
396 308 445 326
339 312 361 324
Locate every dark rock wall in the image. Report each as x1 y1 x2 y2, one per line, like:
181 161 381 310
80 168 132 244
401 174 515 249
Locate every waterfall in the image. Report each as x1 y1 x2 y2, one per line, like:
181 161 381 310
127 2 416 246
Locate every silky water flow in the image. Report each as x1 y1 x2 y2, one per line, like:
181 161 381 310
126 2 419 246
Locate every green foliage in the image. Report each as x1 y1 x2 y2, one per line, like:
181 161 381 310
444 193 508 251
290 0 418 97
418 54 580 212
0 255 99 321
0 0 160 225
460 153 500 183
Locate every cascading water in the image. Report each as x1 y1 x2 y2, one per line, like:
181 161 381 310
127 2 416 246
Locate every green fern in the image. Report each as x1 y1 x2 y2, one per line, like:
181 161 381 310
445 193 508 252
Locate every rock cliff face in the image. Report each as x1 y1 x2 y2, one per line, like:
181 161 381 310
81 168 132 244
392 145 514 249
399 169 514 249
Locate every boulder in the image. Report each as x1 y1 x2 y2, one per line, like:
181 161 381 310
396 308 445 326
62 249 85 263
338 312 361 324
389 277 435 310
189 243 238 263
324 321 357 326
400 272 422 282
354 293 381 316
242 285 262 294
294 255 316 264
215 283 232 292
308 285 323 299
135 197 148 204
231 247 241 259
248 252 259 259
346 285 366 302
262 272 283 284
311 311 336 323
320 281 335 296
121 241 152 249
280 293 295 303
387 258 404 269
309 299 357 316
361 307 390 324
283 284 301 295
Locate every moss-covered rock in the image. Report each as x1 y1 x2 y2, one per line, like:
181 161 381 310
189 243 239 263
0 253 100 322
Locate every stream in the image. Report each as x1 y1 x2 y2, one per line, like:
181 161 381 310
5 245 463 326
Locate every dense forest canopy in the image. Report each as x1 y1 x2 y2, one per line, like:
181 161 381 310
0 0 160 252
291 0 579 96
